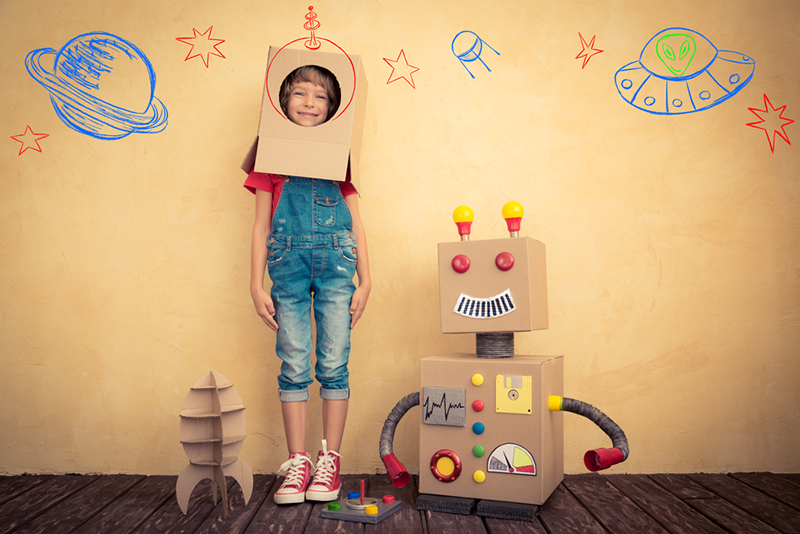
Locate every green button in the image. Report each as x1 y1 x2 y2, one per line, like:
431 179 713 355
473 445 485 457
328 501 341 511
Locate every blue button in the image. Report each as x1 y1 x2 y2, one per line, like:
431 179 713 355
472 422 485 435
348 491 360 499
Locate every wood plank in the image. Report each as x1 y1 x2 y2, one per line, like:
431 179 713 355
364 473 424 534
304 475 365 534
243 475 312 534
422 508 488 534
484 515 547 534
730 472 800 511
0 476 53 507
0 475 100 534
131 478 237 534
781 474 800 487
688 473 800 534
648 474 718 499
12 475 145 534
649 474 784 534
193 474 274 533
70 476 176 534
680 494 783 534
537 483 608 534
563 474 669 534
607 474 727 534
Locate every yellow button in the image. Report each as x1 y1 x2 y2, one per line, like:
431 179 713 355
437 456 456 476
473 470 486 483
365 505 379 515
472 374 484 386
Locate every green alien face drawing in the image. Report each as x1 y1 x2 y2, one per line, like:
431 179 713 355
656 32 697 76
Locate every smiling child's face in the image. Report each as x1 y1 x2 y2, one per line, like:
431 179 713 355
286 81 330 127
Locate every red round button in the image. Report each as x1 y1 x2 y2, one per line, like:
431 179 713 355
383 495 395 504
472 400 484 412
452 254 470 273
495 252 514 271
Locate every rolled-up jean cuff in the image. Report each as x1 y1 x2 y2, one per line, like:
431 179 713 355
278 388 310 402
320 387 350 401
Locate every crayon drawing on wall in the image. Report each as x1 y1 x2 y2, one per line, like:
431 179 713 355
746 93 794 153
575 33 603 69
10 126 49 155
452 30 499 79
175 27 226 68
25 31 168 140
615 27 754 115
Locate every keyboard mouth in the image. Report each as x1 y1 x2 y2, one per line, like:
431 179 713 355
453 289 516 319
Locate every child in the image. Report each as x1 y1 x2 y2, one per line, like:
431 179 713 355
245 65 371 504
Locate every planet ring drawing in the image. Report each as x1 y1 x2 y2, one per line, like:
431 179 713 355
25 32 168 140
615 28 754 115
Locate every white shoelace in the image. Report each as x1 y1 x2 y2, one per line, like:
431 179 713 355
278 454 313 489
311 439 341 486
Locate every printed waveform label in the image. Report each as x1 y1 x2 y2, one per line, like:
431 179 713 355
422 387 467 427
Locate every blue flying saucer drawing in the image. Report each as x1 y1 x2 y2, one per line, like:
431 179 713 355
615 28 754 115
25 32 168 140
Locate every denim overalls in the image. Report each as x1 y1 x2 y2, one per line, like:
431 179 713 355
267 176 358 402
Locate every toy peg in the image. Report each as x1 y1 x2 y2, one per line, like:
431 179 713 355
502 201 524 237
453 205 474 241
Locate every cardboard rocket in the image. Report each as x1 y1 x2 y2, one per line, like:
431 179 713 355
176 371 253 519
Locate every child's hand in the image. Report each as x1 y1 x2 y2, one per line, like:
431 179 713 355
252 288 279 332
349 284 371 328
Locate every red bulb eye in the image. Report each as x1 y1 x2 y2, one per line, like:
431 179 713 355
452 254 470 273
495 252 514 271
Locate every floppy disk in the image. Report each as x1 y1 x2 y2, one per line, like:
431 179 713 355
496 375 532 414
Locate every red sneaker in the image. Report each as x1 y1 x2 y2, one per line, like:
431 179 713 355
306 439 342 501
274 452 313 504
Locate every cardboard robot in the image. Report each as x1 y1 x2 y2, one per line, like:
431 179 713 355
378 202 629 519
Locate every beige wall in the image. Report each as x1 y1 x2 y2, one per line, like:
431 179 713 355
1 0 798 476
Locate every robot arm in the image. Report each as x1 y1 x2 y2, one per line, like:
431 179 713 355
549 396 629 471
379 392 419 488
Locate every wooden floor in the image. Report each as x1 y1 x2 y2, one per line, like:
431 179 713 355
1 472 799 534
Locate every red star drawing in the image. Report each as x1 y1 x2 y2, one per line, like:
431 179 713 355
10 126 49 155
176 26 226 68
576 33 603 69
383 49 420 88
746 94 794 153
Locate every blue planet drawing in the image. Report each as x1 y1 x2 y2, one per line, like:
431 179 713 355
615 28 754 115
25 31 168 140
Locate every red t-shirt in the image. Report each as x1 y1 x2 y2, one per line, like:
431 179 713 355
244 171 357 214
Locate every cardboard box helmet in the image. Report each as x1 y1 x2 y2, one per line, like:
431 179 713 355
242 46 368 190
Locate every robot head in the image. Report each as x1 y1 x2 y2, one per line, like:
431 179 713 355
437 203 549 334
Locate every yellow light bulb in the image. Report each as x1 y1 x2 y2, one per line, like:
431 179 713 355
453 205 474 223
453 205 474 238
502 201 524 235
502 201 523 220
